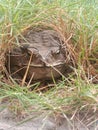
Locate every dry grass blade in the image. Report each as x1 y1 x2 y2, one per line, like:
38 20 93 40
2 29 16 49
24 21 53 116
21 53 33 86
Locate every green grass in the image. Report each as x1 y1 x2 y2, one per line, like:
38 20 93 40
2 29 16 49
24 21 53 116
0 0 98 119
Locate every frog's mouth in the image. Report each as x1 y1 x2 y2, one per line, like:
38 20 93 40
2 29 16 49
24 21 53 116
23 60 65 68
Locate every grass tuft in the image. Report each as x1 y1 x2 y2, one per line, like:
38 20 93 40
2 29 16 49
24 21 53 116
0 0 98 119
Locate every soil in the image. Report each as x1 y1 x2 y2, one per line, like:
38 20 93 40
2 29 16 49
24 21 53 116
0 107 98 130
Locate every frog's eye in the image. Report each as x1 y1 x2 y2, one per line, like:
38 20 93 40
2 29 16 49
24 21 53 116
51 49 60 56
21 43 30 49
56 49 60 54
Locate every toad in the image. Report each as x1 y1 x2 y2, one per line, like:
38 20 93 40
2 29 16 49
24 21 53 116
7 29 67 81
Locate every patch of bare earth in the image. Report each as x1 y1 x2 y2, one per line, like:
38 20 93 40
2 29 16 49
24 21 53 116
0 106 98 130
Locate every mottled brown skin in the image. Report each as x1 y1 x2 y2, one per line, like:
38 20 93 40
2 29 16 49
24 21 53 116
7 30 67 81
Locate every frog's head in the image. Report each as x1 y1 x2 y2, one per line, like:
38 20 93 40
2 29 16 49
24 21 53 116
26 44 66 67
20 30 66 68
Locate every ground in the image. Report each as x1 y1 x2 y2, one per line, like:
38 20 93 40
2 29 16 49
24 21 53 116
0 106 98 130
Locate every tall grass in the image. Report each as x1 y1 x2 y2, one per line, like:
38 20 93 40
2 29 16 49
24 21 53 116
0 0 98 117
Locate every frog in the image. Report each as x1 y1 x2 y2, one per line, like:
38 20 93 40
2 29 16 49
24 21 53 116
7 29 67 81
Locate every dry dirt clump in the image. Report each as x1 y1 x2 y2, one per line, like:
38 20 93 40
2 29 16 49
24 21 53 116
5 27 75 84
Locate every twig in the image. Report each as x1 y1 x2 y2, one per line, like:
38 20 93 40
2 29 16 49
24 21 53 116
21 53 33 86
